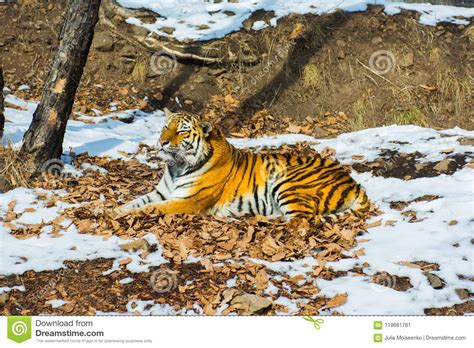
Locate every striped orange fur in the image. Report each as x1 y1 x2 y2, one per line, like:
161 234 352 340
115 110 370 222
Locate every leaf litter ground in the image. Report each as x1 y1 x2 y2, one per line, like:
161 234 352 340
1 145 381 315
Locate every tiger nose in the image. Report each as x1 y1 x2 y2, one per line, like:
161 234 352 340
160 140 169 147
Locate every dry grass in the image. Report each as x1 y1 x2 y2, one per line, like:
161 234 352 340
19 0 39 8
350 97 370 131
461 25 474 43
436 68 472 120
303 63 322 90
131 56 148 83
389 107 428 127
0 143 32 190
429 47 442 63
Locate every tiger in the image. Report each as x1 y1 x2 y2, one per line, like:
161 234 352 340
115 109 370 222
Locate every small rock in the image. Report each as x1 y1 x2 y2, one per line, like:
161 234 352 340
458 137 474 146
160 27 175 35
433 158 452 172
336 39 346 47
455 288 470 300
372 36 383 44
139 14 157 24
111 15 125 26
448 220 457 226
242 19 253 31
132 26 149 37
230 294 272 314
400 51 414 67
197 24 210 30
0 293 9 305
223 11 236 17
423 272 446 289
121 45 137 59
184 99 193 105
414 163 426 171
337 50 345 59
94 32 115 52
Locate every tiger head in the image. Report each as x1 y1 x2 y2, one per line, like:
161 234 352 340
158 109 213 167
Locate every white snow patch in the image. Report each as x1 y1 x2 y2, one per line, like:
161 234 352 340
3 97 165 159
226 277 237 287
119 277 134 284
18 85 31 91
117 0 474 42
0 285 26 294
124 300 203 315
47 299 69 309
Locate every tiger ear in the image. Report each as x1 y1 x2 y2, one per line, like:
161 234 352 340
164 108 173 120
201 121 212 137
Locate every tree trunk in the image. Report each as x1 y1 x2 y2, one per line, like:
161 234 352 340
0 66 4 143
20 0 101 172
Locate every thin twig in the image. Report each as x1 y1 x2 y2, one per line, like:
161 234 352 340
363 73 379 87
356 58 401 90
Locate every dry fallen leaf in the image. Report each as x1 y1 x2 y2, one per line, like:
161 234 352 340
289 23 305 40
367 219 383 228
325 292 348 309
286 123 302 133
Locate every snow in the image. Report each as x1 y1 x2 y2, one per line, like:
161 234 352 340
124 300 203 315
0 187 168 275
0 285 25 294
119 277 134 284
321 168 474 315
274 296 300 314
1 91 473 315
18 85 30 92
116 0 474 42
3 95 165 159
0 219 168 275
310 125 474 164
47 299 69 308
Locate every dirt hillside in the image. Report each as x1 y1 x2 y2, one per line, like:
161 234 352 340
1 1 473 137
